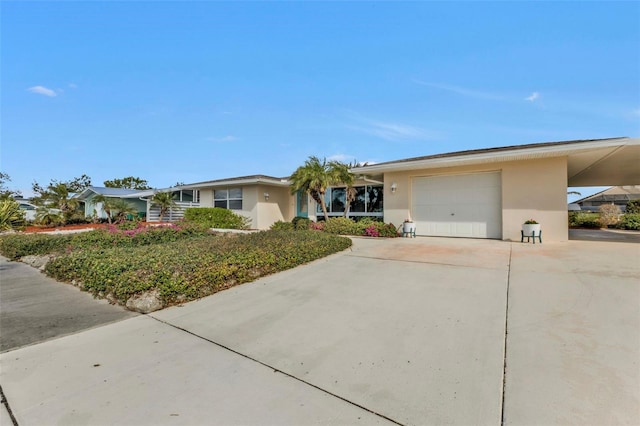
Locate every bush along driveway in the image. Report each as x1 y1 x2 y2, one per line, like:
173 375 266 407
0 225 352 313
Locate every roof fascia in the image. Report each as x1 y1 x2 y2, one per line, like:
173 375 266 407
179 177 290 189
353 138 635 174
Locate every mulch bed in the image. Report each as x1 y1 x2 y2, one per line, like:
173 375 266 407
23 224 108 233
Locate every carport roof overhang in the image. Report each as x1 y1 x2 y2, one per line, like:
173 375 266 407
352 137 640 187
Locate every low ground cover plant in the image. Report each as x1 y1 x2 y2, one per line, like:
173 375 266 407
0 222 209 260
44 230 351 306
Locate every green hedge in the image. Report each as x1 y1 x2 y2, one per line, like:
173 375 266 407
626 200 640 214
272 217 399 237
184 207 250 229
618 213 640 230
44 230 352 305
0 223 210 260
568 212 601 228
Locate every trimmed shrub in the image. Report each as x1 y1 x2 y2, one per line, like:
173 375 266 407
625 200 640 214
569 212 601 228
323 217 358 235
270 221 294 231
44 230 352 305
292 216 311 231
618 213 640 230
184 207 250 230
365 221 399 238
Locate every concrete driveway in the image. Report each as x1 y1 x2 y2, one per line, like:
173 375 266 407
1 236 638 425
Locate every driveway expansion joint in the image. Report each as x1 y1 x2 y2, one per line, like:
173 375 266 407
346 253 509 271
500 243 513 426
0 384 19 426
148 315 407 426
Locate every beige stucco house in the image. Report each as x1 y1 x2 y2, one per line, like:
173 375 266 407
171 137 639 242
177 175 295 230
351 137 640 242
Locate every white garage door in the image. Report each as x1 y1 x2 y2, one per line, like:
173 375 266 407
411 172 502 239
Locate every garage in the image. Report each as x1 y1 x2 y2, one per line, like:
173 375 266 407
411 172 502 239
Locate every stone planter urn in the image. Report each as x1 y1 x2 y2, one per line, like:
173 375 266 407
521 220 542 243
522 223 541 236
403 221 416 237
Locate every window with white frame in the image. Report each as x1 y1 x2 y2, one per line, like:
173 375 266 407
214 188 242 210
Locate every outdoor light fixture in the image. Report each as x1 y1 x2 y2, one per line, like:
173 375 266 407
264 192 270 201
390 183 398 193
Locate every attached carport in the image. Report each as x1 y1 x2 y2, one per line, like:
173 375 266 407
353 137 640 242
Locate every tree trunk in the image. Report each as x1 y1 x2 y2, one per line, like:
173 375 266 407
318 190 329 221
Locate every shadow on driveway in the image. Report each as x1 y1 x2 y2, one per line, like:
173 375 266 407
569 228 640 243
0 257 137 352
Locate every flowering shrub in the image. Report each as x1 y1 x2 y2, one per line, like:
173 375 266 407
364 225 380 237
309 221 325 231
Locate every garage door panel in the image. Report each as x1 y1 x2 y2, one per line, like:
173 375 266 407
411 172 502 239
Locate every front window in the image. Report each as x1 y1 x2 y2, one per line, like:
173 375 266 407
317 185 383 217
214 188 243 210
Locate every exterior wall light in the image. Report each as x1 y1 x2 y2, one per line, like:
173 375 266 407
264 192 270 201
390 183 398 193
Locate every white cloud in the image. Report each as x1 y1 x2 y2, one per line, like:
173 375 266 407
206 135 238 143
525 92 540 102
413 79 505 101
631 109 640 117
68 83 78 89
27 86 57 97
348 119 436 142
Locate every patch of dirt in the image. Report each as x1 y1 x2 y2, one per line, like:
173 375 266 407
24 224 107 233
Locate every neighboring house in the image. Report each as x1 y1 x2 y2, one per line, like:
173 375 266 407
573 186 640 212
74 187 152 220
14 198 38 222
73 186 202 222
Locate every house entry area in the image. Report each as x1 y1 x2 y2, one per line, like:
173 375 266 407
411 172 502 239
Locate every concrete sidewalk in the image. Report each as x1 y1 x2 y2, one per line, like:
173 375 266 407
1 237 638 425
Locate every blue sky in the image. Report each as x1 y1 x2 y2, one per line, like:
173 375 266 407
2 1 639 200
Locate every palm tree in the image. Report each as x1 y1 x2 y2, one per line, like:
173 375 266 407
35 207 63 227
151 192 177 222
331 161 357 218
110 199 138 223
289 156 352 221
92 194 115 224
39 183 80 224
